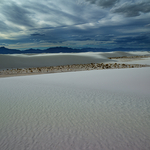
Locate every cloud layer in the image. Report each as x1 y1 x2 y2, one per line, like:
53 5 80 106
112 1 150 17
85 0 120 8
0 0 150 49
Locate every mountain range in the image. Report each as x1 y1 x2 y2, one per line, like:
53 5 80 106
0 46 150 54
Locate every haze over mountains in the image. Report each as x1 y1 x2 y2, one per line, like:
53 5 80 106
0 46 150 54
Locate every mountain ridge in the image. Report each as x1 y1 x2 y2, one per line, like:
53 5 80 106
0 46 150 54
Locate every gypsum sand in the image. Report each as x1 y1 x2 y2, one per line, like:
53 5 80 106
0 62 149 78
0 67 150 150
108 55 150 59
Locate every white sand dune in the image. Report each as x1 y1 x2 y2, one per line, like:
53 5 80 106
0 52 113 70
120 57 150 65
1 51 150 70
100 51 150 58
0 68 150 150
0 51 150 150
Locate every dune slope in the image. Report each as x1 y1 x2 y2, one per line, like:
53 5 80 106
0 68 150 150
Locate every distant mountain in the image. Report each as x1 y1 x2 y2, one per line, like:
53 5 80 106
0 46 150 54
45 47 80 53
23 48 42 53
0 46 21 54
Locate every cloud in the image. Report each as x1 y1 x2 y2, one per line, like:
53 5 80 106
145 24 150 27
112 1 150 17
0 43 9 46
115 34 150 46
0 21 8 31
85 0 120 8
31 33 45 36
1 2 35 27
85 0 150 17
0 0 150 49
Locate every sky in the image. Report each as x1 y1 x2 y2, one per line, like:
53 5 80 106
0 0 150 50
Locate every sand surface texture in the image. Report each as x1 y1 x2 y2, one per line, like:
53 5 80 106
0 51 150 150
0 68 150 150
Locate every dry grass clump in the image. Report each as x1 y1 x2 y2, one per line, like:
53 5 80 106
109 55 150 59
0 63 149 76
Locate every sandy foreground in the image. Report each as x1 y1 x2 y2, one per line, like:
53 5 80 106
0 51 150 150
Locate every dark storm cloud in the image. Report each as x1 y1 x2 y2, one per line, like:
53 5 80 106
1 3 35 27
27 3 82 24
112 1 150 17
31 33 45 36
0 43 9 46
0 0 150 49
145 24 150 27
85 0 120 8
0 21 8 31
0 20 21 34
115 34 150 46
70 34 114 42
30 24 115 43
23 2 56 14
23 1 91 30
